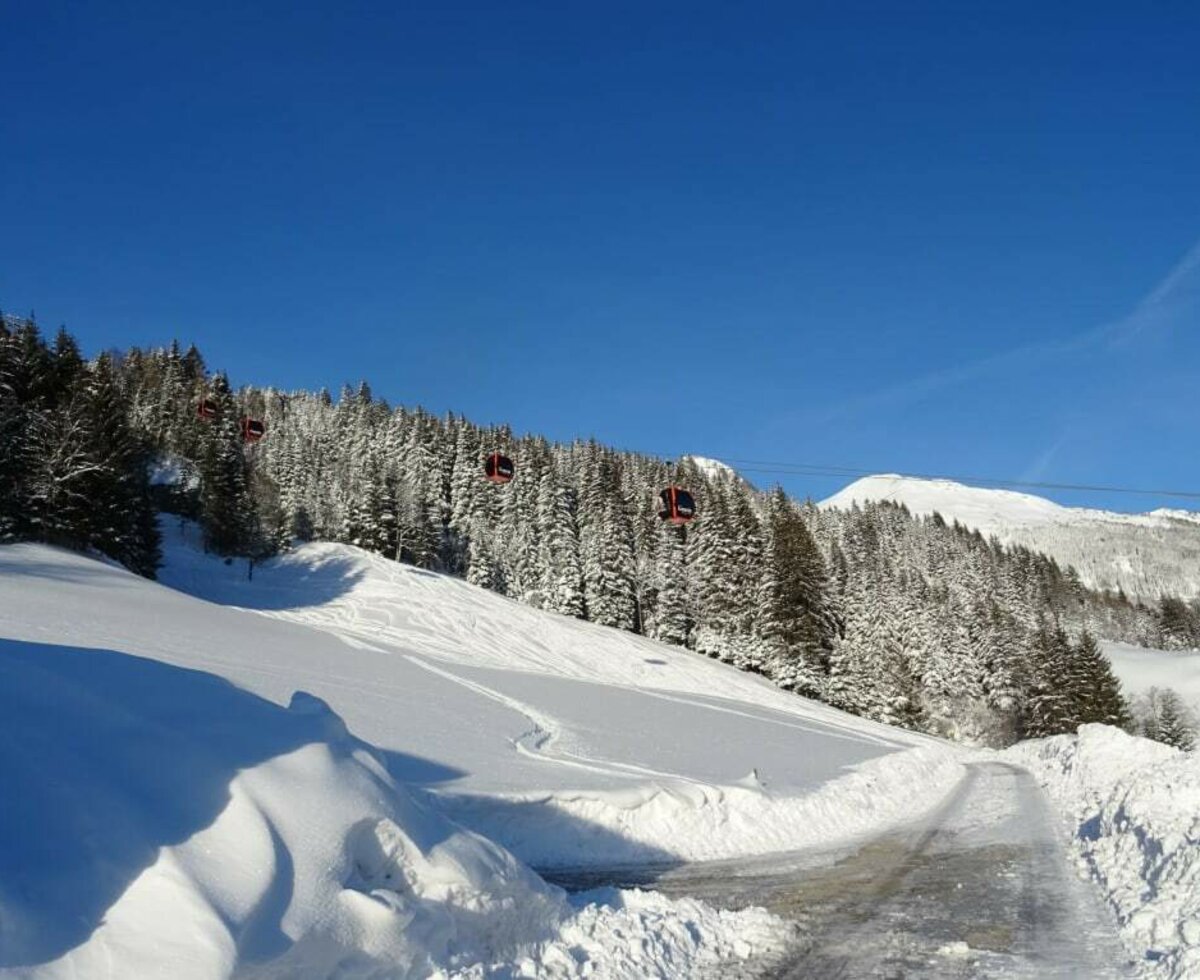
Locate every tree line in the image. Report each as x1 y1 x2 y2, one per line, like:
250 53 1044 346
0 315 159 575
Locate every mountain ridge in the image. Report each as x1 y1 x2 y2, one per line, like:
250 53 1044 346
821 474 1200 600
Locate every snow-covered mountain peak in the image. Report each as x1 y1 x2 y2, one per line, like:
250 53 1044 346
821 474 1071 534
820 474 1200 599
686 455 740 481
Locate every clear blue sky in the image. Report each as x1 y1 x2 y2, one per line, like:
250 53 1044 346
3 2 1198 510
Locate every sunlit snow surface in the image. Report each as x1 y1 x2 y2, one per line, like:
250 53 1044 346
822 474 1200 599
0 527 964 977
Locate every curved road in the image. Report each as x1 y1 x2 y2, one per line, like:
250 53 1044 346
547 762 1135 978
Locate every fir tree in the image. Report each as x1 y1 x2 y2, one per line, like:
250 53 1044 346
1072 631 1130 728
198 374 255 555
1145 688 1196 751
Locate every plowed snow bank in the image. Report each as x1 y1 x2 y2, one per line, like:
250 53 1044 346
1004 725 1200 979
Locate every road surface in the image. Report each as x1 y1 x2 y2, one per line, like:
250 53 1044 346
546 761 1135 978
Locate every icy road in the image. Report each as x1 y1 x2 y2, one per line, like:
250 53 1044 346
549 761 1134 979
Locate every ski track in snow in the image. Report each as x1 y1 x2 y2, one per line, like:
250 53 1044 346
404 651 694 785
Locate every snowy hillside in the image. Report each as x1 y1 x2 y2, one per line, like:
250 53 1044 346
822 474 1200 599
0 527 965 977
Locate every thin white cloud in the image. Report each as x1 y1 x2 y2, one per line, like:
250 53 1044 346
807 234 1200 424
1019 430 1069 484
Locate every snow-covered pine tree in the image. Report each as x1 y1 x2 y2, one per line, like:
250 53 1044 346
1025 621 1074 737
649 522 690 646
198 374 256 556
1071 631 1130 728
1148 688 1196 751
754 488 834 698
537 461 585 617
583 496 637 631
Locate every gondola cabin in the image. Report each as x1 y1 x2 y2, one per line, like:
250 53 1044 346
196 397 218 421
658 486 696 525
484 452 514 484
241 418 266 443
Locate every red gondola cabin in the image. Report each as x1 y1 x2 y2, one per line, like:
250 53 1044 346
484 452 514 484
197 397 218 421
241 418 266 443
658 486 696 525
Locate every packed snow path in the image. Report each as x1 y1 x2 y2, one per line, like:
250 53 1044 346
549 762 1134 978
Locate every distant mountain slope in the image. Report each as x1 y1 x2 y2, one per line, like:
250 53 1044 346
822 475 1200 600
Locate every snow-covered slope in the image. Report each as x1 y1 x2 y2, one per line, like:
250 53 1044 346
151 520 959 864
0 528 966 977
822 474 1200 599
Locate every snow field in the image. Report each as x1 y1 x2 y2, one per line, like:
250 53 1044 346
1104 642 1200 714
1003 726 1200 979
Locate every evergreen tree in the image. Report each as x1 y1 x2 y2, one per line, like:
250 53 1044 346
537 465 584 617
756 489 835 697
1072 631 1130 728
1026 622 1074 737
198 374 255 555
649 524 690 646
1144 688 1196 751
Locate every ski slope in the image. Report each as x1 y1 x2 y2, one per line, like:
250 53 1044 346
0 526 966 977
152 520 959 864
822 474 1200 600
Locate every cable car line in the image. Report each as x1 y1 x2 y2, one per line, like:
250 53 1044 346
714 461 1200 502
602 445 1200 502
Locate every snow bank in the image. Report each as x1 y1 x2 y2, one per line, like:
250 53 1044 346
444 744 966 868
1004 725 1200 979
0 640 789 978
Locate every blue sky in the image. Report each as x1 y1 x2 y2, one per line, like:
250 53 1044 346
3 2 1198 510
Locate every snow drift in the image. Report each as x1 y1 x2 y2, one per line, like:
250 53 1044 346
1004 725 1200 979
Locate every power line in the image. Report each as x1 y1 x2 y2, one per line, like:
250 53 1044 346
587 441 1200 503
707 458 1200 502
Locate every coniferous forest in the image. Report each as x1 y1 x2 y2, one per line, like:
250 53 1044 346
4 314 1199 746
